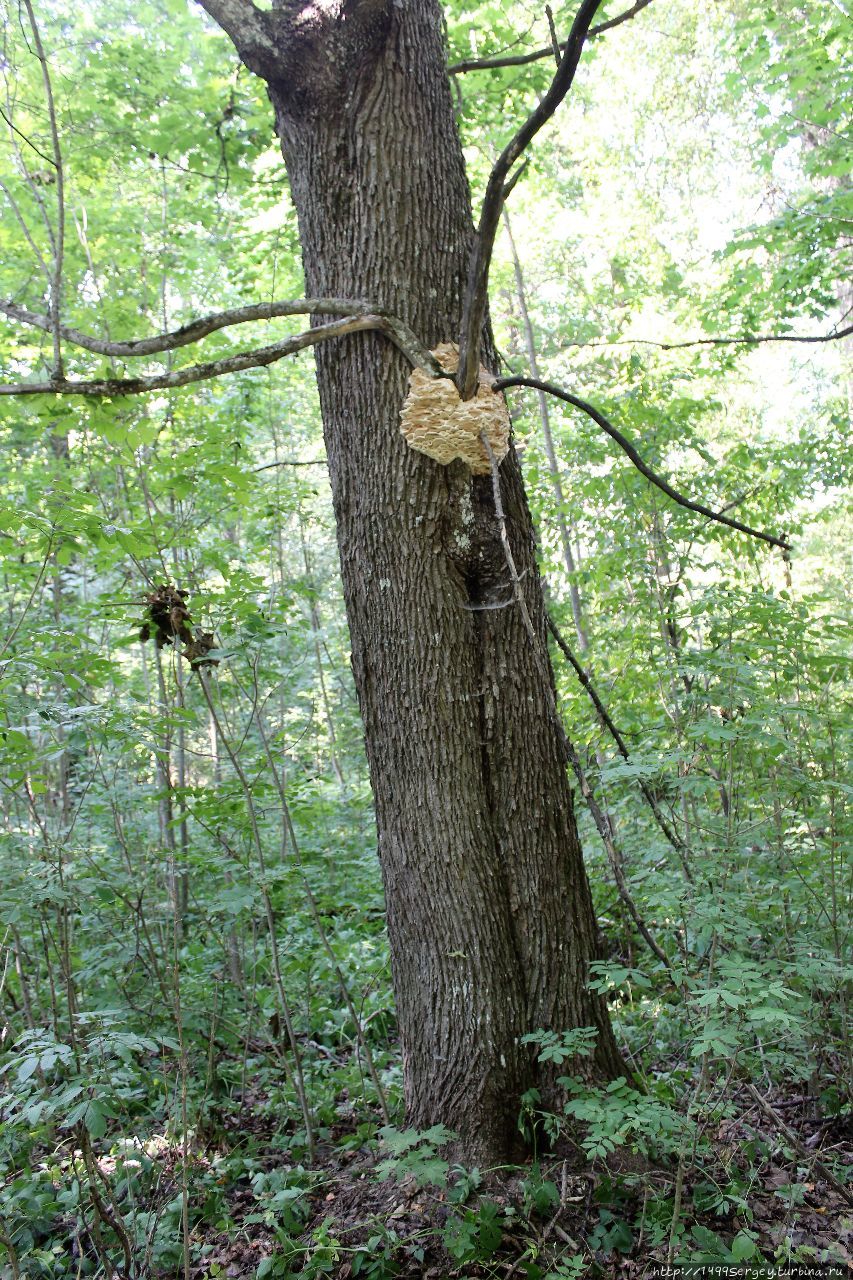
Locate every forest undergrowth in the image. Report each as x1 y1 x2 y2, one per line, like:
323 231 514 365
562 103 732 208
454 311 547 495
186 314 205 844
1 582 850 1277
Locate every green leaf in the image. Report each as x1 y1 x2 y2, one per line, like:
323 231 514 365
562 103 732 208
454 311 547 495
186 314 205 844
731 1232 756 1261
84 1101 108 1139
17 1055 39 1082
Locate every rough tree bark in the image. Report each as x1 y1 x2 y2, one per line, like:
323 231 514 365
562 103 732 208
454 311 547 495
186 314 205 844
198 0 623 1161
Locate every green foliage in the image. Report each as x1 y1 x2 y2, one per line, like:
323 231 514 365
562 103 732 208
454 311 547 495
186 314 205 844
541 1258 587 1280
520 1027 599 1065
0 0 850 1275
442 1198 505 1264
375 1125 454 1188
349 1236 401 1279
685 1223 759 1266
559 1076 689 1162
520 1166 560 1218
524 1034 691 1163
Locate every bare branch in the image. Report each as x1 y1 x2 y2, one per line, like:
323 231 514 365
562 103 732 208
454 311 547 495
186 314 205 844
502 158 530 201
448 0 654 74
22 0 64 378
545 5 562 64
585 0 655 37
253 459 327 472
0 533 55 663
456 0 604 401
560 320 853 351
0 314 416 397
0 178 51 282
0 295 439 371
546 612 690 861
496 375 790 550
456 0 654 75
9 290 842 380
480 430 670 968
1 79 57 273
0 103 54 166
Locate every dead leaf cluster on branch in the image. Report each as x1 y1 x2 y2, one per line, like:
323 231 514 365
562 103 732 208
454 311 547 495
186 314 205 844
139 585 218 671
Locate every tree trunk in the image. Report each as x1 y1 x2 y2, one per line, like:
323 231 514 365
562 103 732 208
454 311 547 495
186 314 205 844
206 0 622 1161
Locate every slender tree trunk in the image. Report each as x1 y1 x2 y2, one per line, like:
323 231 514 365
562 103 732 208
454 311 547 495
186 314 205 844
503 208 589 652
299 522 346 790
209 703 244 990
174 650 190 921
205 0 622 1161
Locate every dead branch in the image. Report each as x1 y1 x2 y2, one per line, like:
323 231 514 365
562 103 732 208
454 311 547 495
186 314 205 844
495 375 790 550
252 459 327 471
456 0 604 401
0 103 54 166
546 612 691 862
0 178 52 283
550 319 853 352
0 312 443 397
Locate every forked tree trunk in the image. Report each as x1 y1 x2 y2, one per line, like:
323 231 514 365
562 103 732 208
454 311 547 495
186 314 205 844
204 0 623 1161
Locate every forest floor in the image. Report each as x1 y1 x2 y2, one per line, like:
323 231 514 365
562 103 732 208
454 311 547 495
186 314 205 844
186 1077 852 1279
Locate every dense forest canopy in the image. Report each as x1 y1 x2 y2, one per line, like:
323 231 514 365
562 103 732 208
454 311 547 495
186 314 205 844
0 0 850 1276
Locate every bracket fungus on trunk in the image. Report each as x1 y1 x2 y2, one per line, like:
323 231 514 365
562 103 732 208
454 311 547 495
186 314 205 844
399 342 510 475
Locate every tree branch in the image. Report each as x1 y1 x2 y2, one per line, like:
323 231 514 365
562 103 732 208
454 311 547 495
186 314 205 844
495 375 790 550
253 458 327 472
456 0 604 401
0 104 54 167
0 178 51 283
447 0 654 75
0 314 421 397
0 295 439 370
546 612 690 862
555 320 853 351
193 0 281 81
